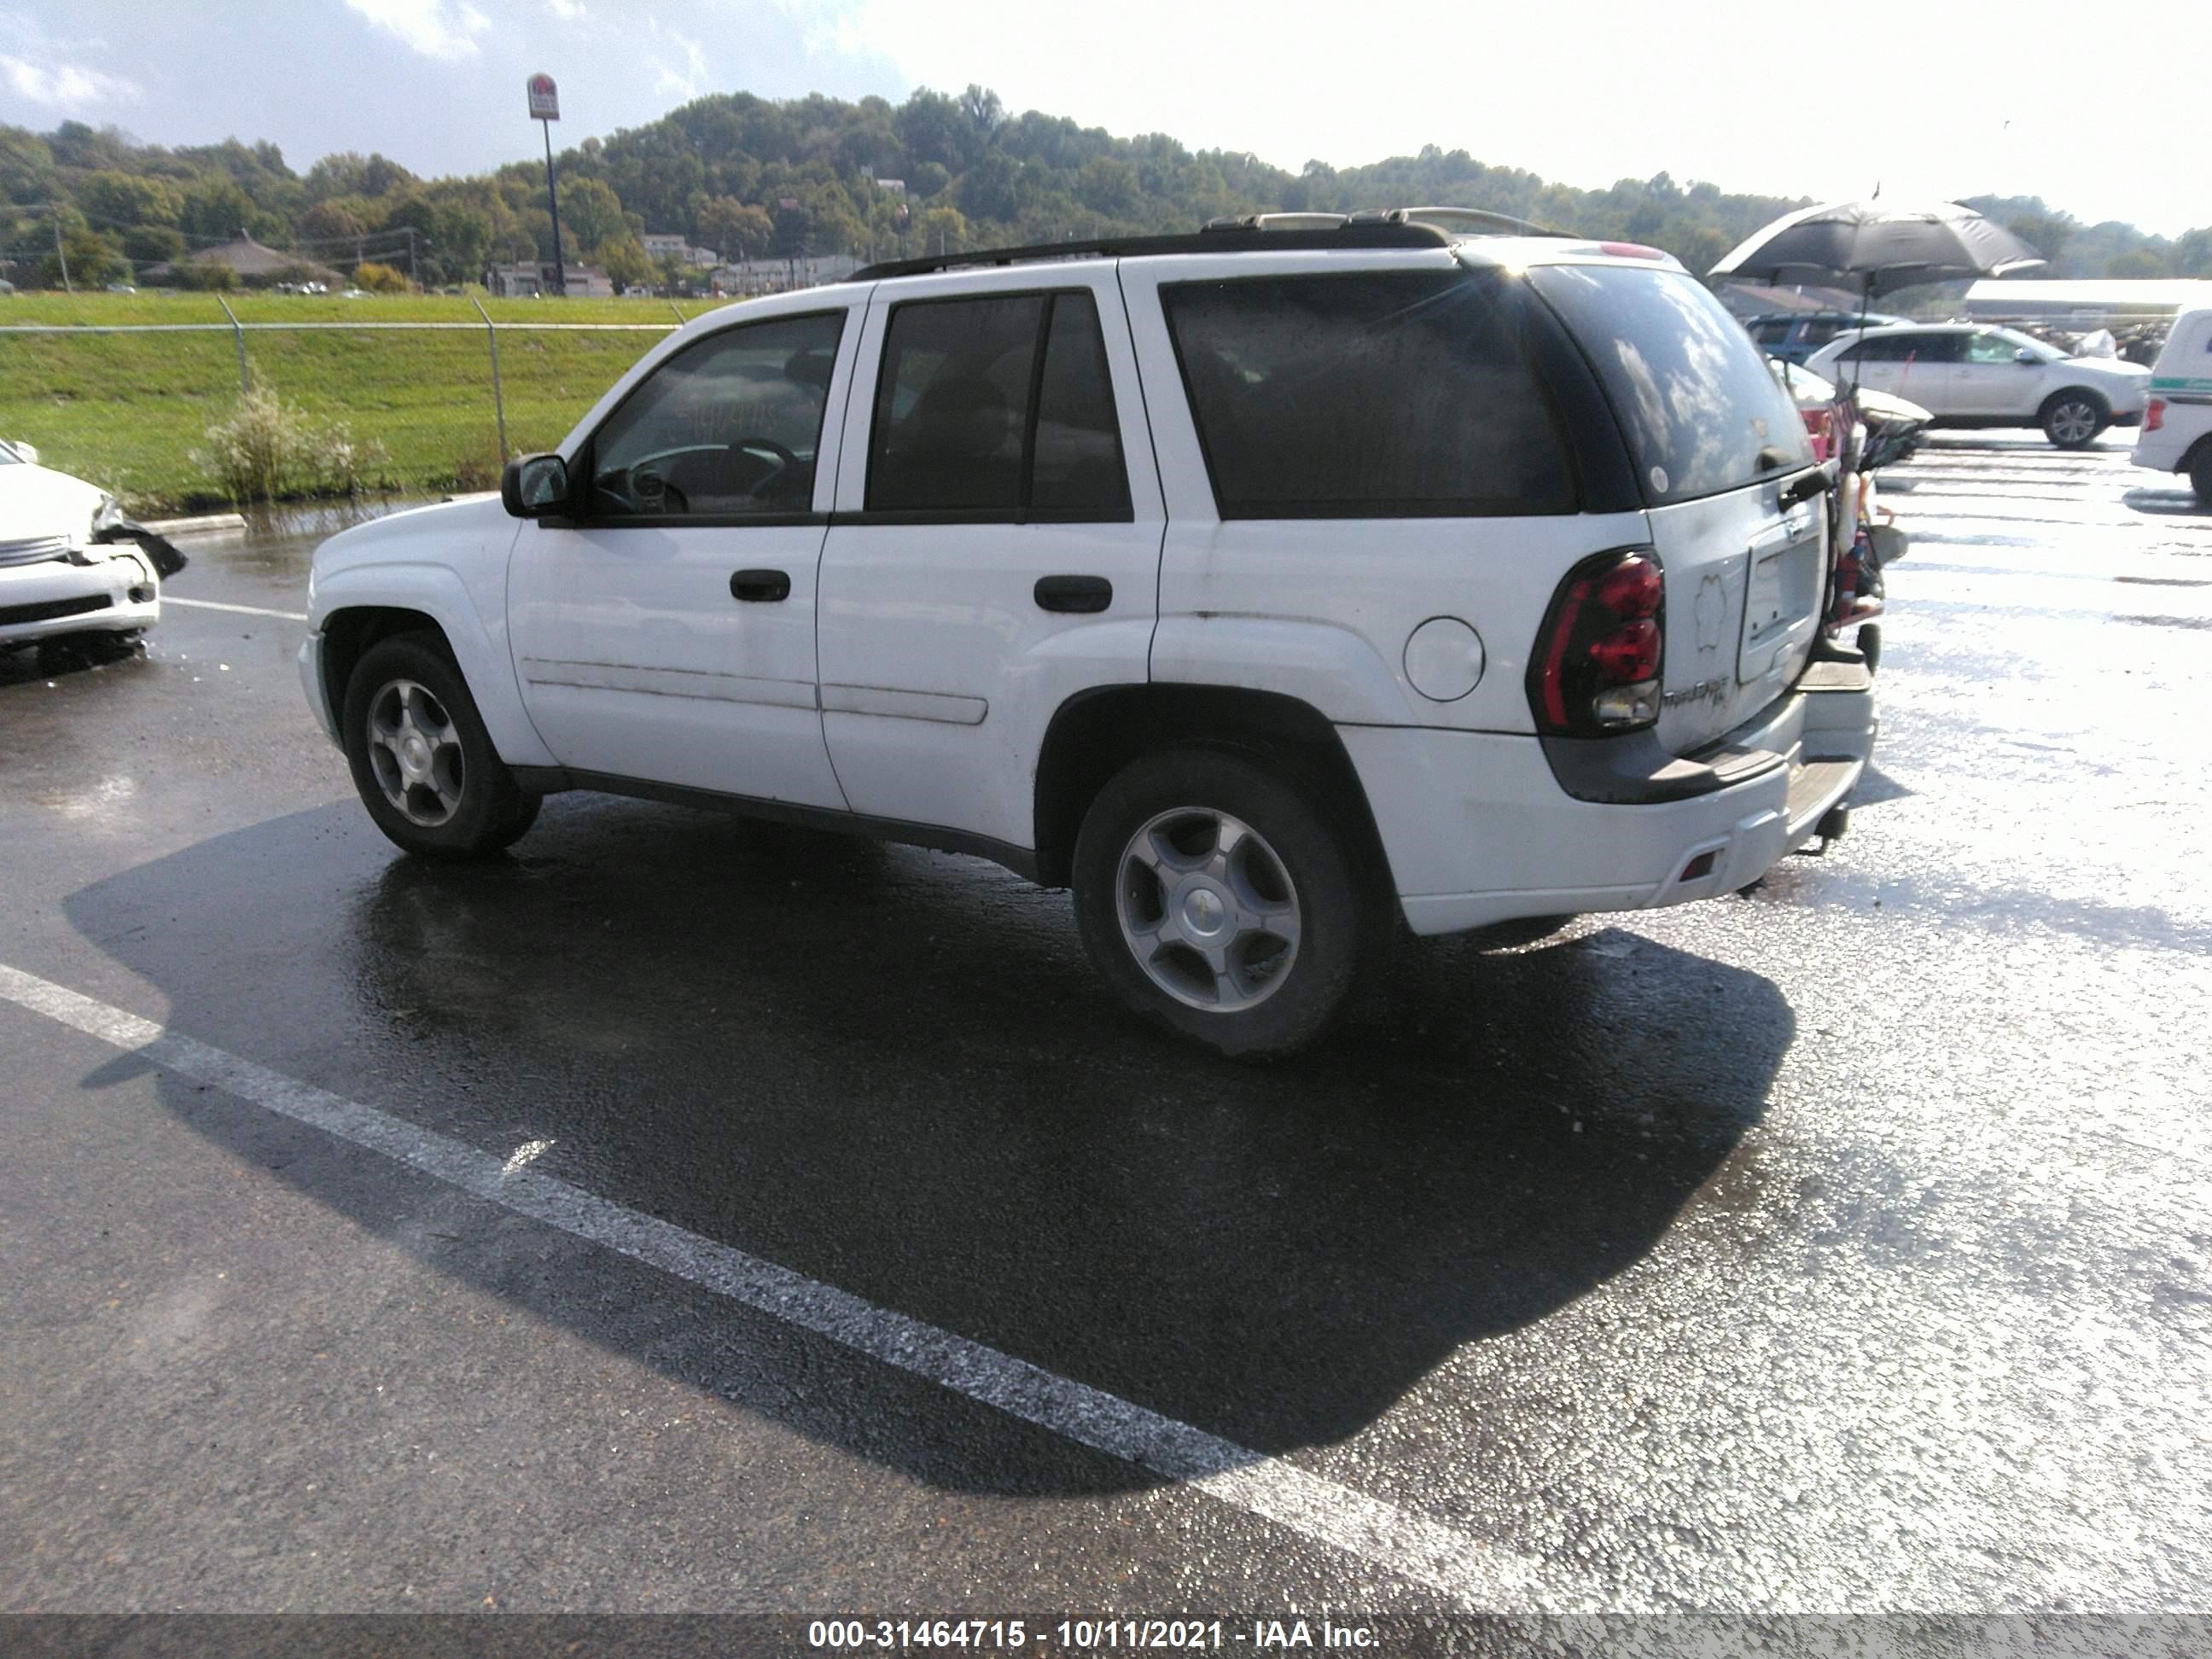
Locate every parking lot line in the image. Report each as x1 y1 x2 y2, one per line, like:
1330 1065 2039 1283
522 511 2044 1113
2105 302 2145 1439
164 597 311 622
0 960 1557 1612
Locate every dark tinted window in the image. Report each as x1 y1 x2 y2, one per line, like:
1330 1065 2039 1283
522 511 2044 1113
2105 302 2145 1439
869 294 1040 512
1531 264 1810 504
1748 318 1794 345
589 311 844 518
867 289 1131 517
1843 332 1955 364
1029 292 1131 515
1161 271 1575 518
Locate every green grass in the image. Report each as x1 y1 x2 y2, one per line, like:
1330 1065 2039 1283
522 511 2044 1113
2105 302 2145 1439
0 291 725 510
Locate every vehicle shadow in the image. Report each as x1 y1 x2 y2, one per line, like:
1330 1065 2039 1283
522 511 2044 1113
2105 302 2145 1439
62 794 1794 1494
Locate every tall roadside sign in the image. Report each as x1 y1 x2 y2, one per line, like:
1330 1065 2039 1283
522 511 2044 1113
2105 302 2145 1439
528 74 564 298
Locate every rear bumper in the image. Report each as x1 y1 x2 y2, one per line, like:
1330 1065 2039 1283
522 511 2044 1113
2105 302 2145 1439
0 551 160 648
1345 662 1877 937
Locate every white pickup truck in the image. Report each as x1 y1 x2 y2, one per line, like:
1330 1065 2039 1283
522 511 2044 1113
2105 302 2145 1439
304 213 1876 1054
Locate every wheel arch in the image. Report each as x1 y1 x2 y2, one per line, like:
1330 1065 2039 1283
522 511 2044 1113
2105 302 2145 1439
1032 683 1394 894
2039 384 2112 418
313 568 554 768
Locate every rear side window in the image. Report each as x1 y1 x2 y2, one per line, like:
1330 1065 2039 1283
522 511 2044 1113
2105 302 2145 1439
1530 264 1811 504
1160 271 1575 518
866 289 1130 519
1748 318 1793 345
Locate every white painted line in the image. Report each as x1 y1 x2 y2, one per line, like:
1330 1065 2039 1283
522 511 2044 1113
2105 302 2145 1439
164 597 310 623
0 961 1564 1611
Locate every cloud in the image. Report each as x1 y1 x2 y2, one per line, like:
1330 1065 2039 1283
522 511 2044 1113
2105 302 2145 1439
0 12 142 107
649 26 708 101
545 0 587 18
343 0 492 61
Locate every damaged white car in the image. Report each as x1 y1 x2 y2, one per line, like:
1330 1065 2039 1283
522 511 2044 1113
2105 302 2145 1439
0 440 184 654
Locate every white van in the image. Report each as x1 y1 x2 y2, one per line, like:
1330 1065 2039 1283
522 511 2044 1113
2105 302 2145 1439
2133 303 2212 504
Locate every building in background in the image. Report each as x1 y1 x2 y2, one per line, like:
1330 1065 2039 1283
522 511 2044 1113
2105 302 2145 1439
484 262 614 298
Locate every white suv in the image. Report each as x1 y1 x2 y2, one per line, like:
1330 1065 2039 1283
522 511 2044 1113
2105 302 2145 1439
302 215 1876 1055
1804 322 2151 449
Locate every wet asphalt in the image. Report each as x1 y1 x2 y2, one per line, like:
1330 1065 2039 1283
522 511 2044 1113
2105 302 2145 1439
1 438 2208 1623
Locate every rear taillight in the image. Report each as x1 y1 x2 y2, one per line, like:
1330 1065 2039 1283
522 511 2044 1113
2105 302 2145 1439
2145 398 2165 433
1527 548 1666 737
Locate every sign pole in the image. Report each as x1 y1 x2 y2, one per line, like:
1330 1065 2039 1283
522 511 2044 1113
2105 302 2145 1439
543 120 564 299
527 74 563 299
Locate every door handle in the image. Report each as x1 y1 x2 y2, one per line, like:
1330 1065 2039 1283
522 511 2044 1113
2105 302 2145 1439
1033 574 1112 614
731 568 791 602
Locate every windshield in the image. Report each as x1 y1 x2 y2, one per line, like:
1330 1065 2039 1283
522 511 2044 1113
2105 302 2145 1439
0 443 24 465
1532 263 1813 504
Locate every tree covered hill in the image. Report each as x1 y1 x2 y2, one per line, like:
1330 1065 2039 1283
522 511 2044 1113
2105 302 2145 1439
6 85 2207 291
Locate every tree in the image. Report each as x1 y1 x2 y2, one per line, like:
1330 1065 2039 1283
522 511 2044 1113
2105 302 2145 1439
305 151 415 202
43 227 126 288
912 205 968 256
353 261 409 293
559 176 628 252
178 176 258 242
173 261 238 291
698 195 774 260
2106 249 2169 278
122 224 186 266
958 154 1020 224
596 236 654 292
79 171 184 230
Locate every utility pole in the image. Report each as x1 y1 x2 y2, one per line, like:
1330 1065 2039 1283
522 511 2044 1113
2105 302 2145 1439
528 73 565 297
52 213 72 294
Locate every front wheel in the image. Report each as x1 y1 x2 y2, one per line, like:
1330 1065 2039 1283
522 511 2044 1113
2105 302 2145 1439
342 632 539 859
2040 391 2108 449
2189 446 2212 508
1071 748 1384 1058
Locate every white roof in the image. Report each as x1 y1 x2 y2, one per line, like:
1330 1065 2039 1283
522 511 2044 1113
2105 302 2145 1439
1964 278 2212 317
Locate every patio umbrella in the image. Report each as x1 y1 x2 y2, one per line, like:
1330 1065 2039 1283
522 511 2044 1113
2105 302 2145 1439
1709 199 2046 296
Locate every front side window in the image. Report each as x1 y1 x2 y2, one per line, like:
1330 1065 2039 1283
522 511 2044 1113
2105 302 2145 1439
588 311 846 519
1161 271 1576 518
866 289 1131 518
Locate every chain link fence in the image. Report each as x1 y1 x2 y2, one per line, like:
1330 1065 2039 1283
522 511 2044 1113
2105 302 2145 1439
0 311 689 512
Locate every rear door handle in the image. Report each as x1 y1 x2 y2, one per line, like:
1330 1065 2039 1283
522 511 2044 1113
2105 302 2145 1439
731 568 791 602
1033 574 1112 614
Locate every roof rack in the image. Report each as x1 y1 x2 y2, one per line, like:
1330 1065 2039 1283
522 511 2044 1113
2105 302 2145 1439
851 206 1569 282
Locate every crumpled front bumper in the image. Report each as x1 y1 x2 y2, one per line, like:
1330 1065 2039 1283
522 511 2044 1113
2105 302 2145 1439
0 548 160 647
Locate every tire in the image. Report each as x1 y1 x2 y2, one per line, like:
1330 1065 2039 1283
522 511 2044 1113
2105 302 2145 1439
1070 747 1385 1058
341 632 540 859
2190 445 2212 508
2040 389 2109 450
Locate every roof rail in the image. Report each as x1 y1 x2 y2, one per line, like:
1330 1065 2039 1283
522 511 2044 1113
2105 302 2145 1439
852 218 1453 282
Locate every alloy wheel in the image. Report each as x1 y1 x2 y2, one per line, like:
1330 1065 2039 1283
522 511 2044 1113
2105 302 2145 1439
364 678 467 827
1115 806 1301 1012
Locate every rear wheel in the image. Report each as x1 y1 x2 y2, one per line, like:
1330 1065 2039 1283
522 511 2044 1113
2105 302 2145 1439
1072 748 1383 1058
2190 445 2212 507
2040 390 2108 449
341 633 539 859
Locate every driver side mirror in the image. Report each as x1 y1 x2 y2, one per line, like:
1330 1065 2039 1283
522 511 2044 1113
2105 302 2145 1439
2015 349 2040 364
501 452 570 519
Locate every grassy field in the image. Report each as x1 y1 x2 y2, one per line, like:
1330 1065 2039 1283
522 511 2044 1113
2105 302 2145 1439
0 292 731 510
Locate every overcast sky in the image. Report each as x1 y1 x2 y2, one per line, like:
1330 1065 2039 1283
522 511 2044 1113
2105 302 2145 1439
3 0 2203 236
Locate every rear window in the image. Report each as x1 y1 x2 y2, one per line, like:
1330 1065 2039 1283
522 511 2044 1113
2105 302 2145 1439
1160 271 1575 518
1531 264 1811 505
